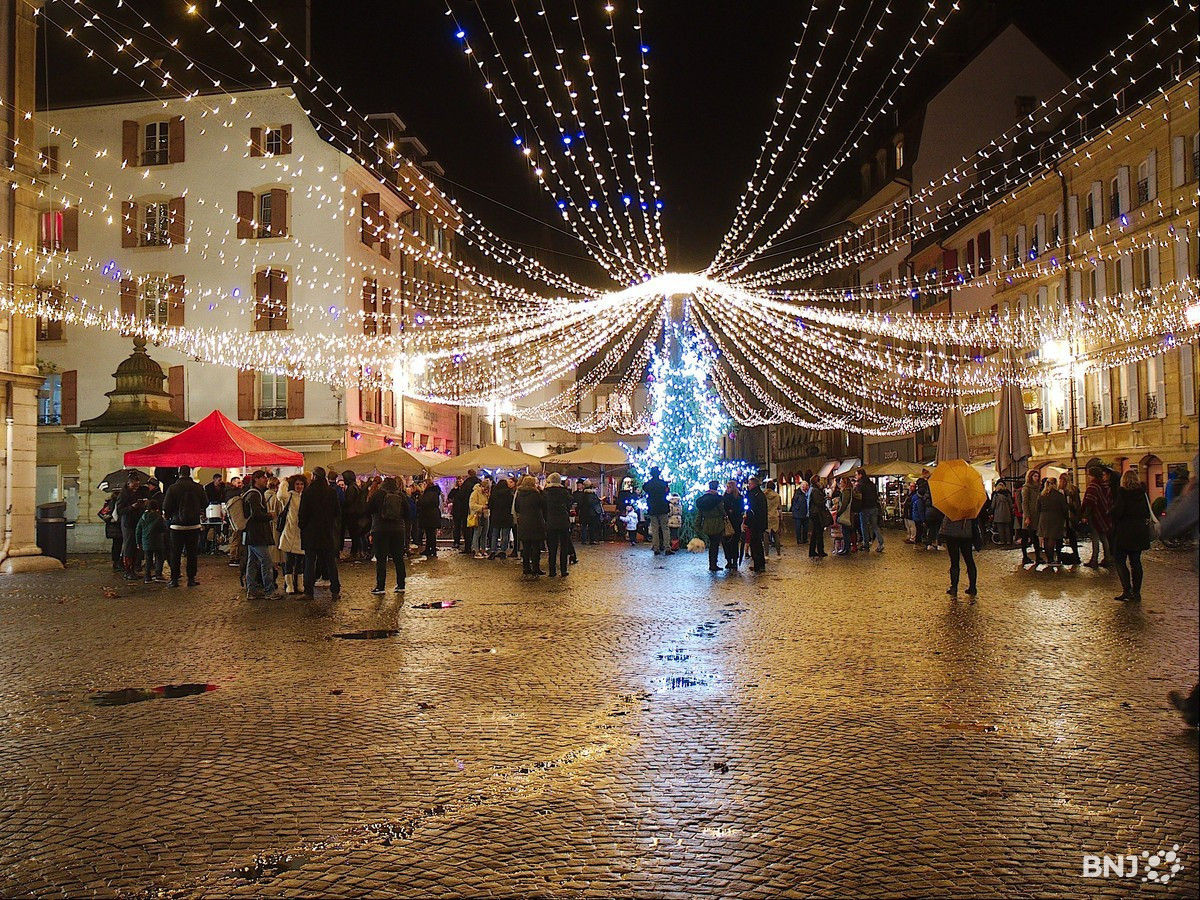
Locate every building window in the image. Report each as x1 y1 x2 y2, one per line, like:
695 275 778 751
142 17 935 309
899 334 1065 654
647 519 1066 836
40 210 63 251
143 121 170 166
1051 210 1061 247
894 139 904 170
38 374 61 425
1016 95 1036 118
264 128 284 156
257 192 273 239
142 202 171 247
258 372 289 419
142 278 172 327
254 268 289 331
1137 248 1152 291
1109 176 1120 220
39 145 59 174
1136 160 1150 206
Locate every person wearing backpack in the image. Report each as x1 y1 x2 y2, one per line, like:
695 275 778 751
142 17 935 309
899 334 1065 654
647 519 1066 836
162 465 207 587
366 476 409 594
242 470 283 600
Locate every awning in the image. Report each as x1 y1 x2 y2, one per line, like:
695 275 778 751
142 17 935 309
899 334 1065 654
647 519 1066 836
124 410 303 468
431 443 542 477
816 460 840 479
833 458 862 476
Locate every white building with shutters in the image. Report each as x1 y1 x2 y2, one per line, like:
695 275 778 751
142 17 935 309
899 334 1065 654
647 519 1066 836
33 88 486 538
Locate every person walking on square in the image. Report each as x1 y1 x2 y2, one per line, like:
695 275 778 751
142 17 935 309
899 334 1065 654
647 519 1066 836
135 500 168 584
241 470 282 600
115 474 151 580
621 505 640 545
469 478 491 558
990 482 1014 545
1037 477 1069 569
275 474 307 594
488 476 514 558
299 467 342 600
790 480 810 545
1109 469 1153 603
940 513 978 598
418 480 443 558
366 477 408 595
696 481 728 572
856 468 884 552
808 479 829 558
643 466 672 555
514 474 547 575
1020 470 1044 566
1059 472 1082 565
722 480 744 569
543 472 573 577
340 470 365 561
1082 465 1113 568
746 476 768 572
763 480 783 556
162 465 207 587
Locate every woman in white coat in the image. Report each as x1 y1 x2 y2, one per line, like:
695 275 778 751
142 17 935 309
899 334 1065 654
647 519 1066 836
276 473 307 594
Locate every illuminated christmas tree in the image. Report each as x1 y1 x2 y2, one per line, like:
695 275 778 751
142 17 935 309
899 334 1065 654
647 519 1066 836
626 325 756 533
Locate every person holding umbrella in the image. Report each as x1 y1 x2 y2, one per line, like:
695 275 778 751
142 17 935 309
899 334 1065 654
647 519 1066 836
928 460 987 598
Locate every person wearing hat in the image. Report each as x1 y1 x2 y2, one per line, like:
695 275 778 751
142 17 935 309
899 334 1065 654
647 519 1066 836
543 472 574 577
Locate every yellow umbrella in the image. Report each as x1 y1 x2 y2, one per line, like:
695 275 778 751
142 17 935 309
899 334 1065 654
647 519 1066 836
928 459 988 521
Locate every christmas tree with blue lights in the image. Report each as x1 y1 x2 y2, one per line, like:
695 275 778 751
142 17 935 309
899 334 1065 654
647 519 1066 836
626 325 756 533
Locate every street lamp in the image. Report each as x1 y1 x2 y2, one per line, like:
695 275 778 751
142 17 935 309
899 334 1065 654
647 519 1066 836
1041 337 1079 486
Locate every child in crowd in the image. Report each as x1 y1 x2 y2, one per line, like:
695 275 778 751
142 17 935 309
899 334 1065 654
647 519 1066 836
136 500 168 583
622 505 640 545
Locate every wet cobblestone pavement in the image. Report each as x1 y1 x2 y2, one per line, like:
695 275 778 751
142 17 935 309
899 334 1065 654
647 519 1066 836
1 539 1196 898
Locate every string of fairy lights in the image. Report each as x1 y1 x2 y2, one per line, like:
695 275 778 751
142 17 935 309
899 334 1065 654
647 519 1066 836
9 0 1198 438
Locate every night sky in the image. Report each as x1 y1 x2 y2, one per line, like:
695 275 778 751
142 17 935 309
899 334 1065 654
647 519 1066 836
40 0 1167 284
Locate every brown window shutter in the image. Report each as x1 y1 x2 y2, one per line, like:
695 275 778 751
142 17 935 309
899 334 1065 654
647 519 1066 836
286 377 304 419
269 188 288 237
61 207 79 252
237 369 256 420
121 201 138 248
250 126 263 157
380 214 391 259
60 370 78 426
362 279 377 336
237 191 254 239
122 120 138 167
281 123 293 154
254 269 270 331
120 278 138 318
168 365 185 419
269 269 287 330
380 287 392 336
168 116 185 164
361 192 380 245
167 196 185 245
167 275 185 327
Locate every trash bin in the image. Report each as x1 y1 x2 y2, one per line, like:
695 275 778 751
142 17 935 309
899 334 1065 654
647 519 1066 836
36 501 68 563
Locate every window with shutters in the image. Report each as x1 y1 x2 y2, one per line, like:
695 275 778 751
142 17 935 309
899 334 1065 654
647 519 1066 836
264 128 284 156
1085 199 1096 231
1109 176 1120 220
258 373 289 419
144 121 170 166
38 374 61 425
36 316 64 342
1136 248 1152 292
254 268 289 331
1191 133 1199 182
1051 210 1061 247
142 278 172 327
1136 159 1150 206
142 202 171 246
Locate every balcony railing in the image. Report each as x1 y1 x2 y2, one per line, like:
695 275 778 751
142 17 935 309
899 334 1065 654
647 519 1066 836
1090 402 1103 427
37 413 61 426
1109 194 1121 221
1116 397 1129 422
1144 393 1159 418
1055 409 1066 431
257 406 288 420
1136 179 1150 205
1035 411 1045 432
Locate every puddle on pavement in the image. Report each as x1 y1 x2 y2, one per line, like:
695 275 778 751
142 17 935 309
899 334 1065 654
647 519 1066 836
657 651 690 662
692 622 718 638
231 852 309 882
662 675 711 689
91 683 217 706
329 629 399 640
411 600 457 609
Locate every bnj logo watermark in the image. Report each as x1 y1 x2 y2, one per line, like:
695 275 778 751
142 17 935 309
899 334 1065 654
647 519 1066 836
1081 845 1184 884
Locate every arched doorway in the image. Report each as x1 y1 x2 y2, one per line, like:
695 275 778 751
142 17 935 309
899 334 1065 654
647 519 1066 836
1140 454 1165 502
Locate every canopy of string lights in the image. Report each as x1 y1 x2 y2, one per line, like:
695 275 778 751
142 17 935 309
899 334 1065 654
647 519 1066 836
5 0 1197 436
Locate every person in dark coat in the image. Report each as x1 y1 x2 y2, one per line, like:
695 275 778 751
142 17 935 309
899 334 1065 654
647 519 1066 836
695 481 728 572
513 475 547 575
577 481 602 545
298 467 341 599
365 477 408 594
1109 470 1153 602
456 469 481 553
162 464 207 587
1036 479 1070 568
417 480 443 557
242 470 281 599
114 475 152 579
488 476 515 557
341 470 366 560
722 480 745 569
790 481 809 545
543 473 574 577
745 477 768 572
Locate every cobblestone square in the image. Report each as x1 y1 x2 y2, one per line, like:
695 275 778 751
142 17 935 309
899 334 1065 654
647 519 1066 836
0 540 1196 898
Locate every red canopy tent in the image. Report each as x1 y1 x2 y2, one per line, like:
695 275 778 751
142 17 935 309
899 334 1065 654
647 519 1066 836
123 410 304 468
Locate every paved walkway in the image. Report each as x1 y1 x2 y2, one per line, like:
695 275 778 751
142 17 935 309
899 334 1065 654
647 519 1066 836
0 538 1196 898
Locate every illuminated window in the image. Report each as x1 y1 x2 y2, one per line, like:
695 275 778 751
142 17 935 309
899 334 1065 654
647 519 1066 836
143 121 170 166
